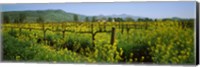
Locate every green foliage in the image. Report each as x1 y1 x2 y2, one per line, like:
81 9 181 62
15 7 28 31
137 18 153 22
85 17 90 22
125 17 135 22
2 21 195 64
148 26 195 64
92 16 97 22
3 15 10 23
2 33 32 61
107 17 113 22
73 14 79 22
19 13 26 23
114 18 124 22
36 16 44 23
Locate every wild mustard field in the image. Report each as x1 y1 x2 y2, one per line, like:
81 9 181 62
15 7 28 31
2 21 195 64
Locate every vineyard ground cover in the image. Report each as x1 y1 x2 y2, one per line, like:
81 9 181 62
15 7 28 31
2 21 195 64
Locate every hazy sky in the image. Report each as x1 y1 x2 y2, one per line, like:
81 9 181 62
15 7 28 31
1 2 196 19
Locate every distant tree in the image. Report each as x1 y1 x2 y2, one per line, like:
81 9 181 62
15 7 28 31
154 19 158 22
186 19 194 29
14 17 20 23
19 13 26 23
148 18 153 21
107 17 113 22
37 16 44 23
137 18 143 22
144 18 153 22
73 14 79 22
85 17 89 22
120 18 124 22
162 18 172 21
92 16 96 22
125 17 135 22
113 18 118 22
3 15 10 23
115 17 124 22
138 18 153 22
178 19 194 29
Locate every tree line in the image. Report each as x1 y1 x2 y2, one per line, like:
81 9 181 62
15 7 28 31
3 13 194 25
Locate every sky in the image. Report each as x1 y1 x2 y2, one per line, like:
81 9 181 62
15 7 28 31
1 2 196 19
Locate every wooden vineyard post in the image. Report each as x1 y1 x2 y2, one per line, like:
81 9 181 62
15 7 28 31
42 23 46 40
44 30 46 40
62 24 65 38
110 27 115 45
91 23 95 47
121 24 124 34
62 31 65 38
126 24 130 34
92 33 95 47
181 21 185 29
42 23 48 45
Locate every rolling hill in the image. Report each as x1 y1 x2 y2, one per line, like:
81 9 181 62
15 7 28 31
2 9 87 23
